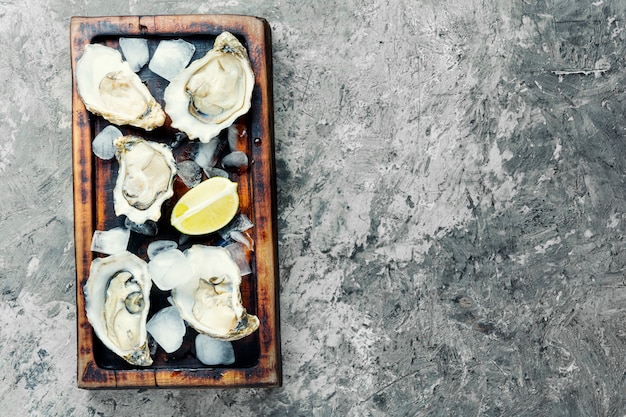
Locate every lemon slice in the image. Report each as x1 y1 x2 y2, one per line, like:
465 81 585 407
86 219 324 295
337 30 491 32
171 177 239 235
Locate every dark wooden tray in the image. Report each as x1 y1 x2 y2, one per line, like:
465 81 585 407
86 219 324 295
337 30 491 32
70 15 280 389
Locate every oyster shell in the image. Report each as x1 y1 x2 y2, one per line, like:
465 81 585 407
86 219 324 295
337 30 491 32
75 43 166 130
164 32 254 143
171 245 259 341
113 136 176 225
84 251 153 366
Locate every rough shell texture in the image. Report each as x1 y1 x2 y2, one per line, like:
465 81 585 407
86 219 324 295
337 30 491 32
113 136 177 225
163 32 254 143
84 251 153 366
75 43 165 130
171 245 259 341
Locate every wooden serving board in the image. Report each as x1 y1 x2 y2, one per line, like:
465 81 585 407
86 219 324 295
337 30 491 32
70 15 280 388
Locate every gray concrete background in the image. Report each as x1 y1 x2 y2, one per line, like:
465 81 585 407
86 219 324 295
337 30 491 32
2 0 626 415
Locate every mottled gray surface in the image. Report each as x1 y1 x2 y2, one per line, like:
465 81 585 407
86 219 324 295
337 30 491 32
2 0 626 415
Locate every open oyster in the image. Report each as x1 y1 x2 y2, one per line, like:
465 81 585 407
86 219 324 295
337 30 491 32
113 136 176 225
75 43 166 130
84 251 153 366
171 245 259 341
164 32 254 143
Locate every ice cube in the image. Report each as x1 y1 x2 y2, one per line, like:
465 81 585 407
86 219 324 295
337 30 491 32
147 240 178 259
203 166 230 179
194 137 224 169
125 217 158 236
218 213 253 240
119 37 149 72
147 306 186 353
148 39 196 81
230 230 254 251
221 151 249 172
227 124 248 152
224 242 252 276
169 131 188 149
176 160 203 188
195 334 235 365
92 125 122 160
90 227 130 255
148 248 194 290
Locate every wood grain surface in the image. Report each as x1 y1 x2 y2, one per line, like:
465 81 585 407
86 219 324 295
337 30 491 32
70 15 280 389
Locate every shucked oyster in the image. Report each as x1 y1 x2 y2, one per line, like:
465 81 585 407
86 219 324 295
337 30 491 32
113 136 176 225
75 43 166 130
164 32 254 143
171 245 259 341
84 251 152 366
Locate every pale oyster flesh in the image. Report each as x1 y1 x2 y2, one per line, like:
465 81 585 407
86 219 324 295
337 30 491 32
113 136 176 225
75 43 165 130
171 245 259 341
84 251 153 366
164 32 254 143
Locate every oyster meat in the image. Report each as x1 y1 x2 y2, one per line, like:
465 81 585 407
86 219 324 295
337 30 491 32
164 32 254 143
113 136 176 225
84 251 153 366
75 43 166 130
171 245 259 341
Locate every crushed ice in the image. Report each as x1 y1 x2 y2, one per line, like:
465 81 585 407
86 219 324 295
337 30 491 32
227 124 247 152
224 242 252 276
148 248 195 291
203 166 230 179
193 137 224 170
176 160 203 188
90 227 130 255
218 213 253 240
146 305 186 353
92 125 122 160
119 37 149 72
148 39 196 81
147 240 178 259
195 334 235 365
221 151 249 172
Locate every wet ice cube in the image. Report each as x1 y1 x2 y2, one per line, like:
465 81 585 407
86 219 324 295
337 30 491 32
125 217 158 236
149 39 196 81
92 125 122 160
119 37 149 72
203 166 230 179
147 306 186 353
224 242 252 276
227 123 248 152
147 240 178 259
169 131 188 149
195 334 235 365
218 213 253 240
194 137 224 169
90 227 130 255
148 248 194 290
230 230 254 251
176 160 203 188
221 151 249 172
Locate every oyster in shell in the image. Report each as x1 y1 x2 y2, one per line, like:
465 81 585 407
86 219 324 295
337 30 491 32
164 32 254 143
84 251 153 366
171 245 259 341
113 136 176 225
75 43 166 130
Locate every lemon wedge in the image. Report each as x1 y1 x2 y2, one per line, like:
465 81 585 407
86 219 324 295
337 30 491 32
171 177 239 235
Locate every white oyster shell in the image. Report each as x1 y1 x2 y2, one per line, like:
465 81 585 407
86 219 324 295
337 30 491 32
164 32 254 143
75 43 166 130
113 136 177 225
171 245 259 341
84 251 153 366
